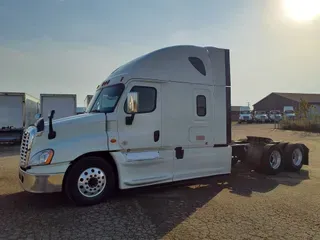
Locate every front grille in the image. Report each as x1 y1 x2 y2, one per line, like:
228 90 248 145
20 131 30 167
243 116 249 120
19 126 37 167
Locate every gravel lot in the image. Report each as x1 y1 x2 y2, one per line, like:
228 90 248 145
1 124 320 240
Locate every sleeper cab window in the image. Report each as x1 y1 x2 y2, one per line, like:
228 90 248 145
124 86 157 113
196 95 207 117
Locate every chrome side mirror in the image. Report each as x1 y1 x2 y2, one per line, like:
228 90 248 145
126 92 139 114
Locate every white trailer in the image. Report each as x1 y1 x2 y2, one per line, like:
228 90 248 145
0 92 39 143
18 45 309 206
84 95 93 109
40 94 77 122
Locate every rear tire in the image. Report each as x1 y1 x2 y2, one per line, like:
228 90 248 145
260 144 284 175
284 143 304 171
64 156 116 206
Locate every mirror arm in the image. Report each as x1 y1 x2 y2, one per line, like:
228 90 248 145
125 113 135 125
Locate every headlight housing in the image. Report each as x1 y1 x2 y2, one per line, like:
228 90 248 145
29 149 54 166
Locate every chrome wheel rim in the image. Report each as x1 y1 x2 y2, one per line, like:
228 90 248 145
292 148 303 166
77 167 106 198
269 150 281 169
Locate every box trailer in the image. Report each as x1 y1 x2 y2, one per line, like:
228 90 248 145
0 92 39 143
40 94 77 122
18 45 309 206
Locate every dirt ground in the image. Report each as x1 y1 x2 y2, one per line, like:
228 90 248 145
0 124 320 240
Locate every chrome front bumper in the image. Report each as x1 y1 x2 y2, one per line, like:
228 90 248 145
18 168 64 193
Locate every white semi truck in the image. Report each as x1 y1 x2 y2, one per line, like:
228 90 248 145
18 45 309 206
283 106 295 120
0 92 39 143
238 106 253 123
253 110 269 123
268 110 283 123
40 94 77 122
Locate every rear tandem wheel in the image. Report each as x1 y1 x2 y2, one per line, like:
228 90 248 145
259 144 284 175
283 143 304 172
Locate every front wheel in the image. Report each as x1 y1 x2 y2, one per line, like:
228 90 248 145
64 156 116 206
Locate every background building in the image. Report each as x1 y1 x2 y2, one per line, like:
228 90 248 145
231 106 241 121
253 92 320 113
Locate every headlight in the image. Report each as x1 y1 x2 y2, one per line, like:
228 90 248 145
29 149 54 166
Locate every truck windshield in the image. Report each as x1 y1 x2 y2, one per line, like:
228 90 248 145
257 111 266 114
86 84 125 113
240 111 250 114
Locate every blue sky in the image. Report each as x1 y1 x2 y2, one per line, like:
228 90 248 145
0 0 319 106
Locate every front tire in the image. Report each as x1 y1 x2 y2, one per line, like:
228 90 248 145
64 156 116 206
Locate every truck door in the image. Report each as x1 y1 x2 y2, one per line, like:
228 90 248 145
117 81 173 186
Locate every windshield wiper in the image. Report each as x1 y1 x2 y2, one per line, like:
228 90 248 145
90 110 101 113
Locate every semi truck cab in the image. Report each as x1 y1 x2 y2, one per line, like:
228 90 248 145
238 106 253 123
283 106 295 120
18 45 233 206
253 110 269 123
268 110 282 122
18 45 309 206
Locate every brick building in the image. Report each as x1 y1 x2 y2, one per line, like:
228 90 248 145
231 106 241 121
253 92 320 113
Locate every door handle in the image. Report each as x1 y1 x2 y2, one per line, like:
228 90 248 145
154 130 160 142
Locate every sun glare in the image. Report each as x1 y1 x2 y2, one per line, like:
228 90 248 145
283 0 320 22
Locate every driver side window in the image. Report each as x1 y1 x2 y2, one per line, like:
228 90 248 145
124 86 157 114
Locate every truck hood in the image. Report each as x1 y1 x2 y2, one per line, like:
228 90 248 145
31 113 113 164
45 113 102 126
43 112 119 127
41 113 107 138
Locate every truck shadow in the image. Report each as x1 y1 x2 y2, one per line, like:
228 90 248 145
0 165 309 239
